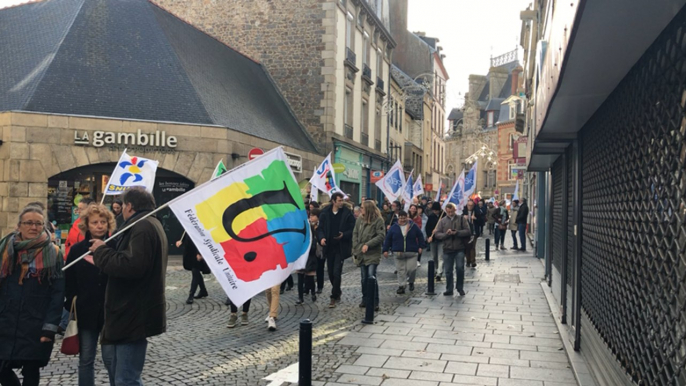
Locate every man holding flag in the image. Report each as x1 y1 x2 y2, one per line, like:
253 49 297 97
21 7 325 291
86 188 168 385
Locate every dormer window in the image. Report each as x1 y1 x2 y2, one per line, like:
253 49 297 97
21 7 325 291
487 111 494 127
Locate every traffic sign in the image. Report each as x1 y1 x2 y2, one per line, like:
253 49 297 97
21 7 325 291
248 147 264 160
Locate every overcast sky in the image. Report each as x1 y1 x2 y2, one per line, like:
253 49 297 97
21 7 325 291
2 0 530 113
408 0 531 111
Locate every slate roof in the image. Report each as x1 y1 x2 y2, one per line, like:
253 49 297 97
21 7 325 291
447 108 463 121
486 98 505 111
391 65 426 120
0 0 318 153
497 103 511 124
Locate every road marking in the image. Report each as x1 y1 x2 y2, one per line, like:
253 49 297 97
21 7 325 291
263 362 299 386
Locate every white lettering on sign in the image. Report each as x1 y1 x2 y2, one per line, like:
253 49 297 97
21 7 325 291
344 168 360 180
285 152 302 173
74 129 178 149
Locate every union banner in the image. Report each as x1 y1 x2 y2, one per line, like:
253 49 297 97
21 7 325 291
169 148 311 306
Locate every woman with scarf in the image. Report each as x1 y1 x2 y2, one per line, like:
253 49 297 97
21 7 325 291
0 206 65 386
64 203 115 386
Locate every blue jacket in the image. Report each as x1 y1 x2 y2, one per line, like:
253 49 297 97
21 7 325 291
383 222 426 253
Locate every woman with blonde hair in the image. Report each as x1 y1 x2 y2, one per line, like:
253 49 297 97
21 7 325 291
64 203 115 386
352 200 386 311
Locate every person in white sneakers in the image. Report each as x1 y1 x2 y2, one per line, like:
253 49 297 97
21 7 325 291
265 284 280 331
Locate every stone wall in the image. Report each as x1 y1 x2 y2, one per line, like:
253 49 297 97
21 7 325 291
151 0 328 143
0 112 321 236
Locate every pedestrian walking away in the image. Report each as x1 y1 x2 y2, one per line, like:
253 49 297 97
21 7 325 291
0 206 65 386
265 285 280 331
509 199 520 250
64 204 115 386
352 201 386 310
383 210 425 294
295 209 321 305
516 198 529 252
86 188 168 386
425 202 444 281
494 201 509 250
434 203 471 296
316 192 355 308
486 201 498 235
462 199 478 268
177 234 210 305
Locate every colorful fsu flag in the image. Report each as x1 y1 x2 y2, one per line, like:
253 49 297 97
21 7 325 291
310 153 343 198
104 150 158 195
169 148 311 306
443 169 465 211
375 160 405 200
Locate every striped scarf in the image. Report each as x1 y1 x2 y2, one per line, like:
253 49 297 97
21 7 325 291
0 230 63 285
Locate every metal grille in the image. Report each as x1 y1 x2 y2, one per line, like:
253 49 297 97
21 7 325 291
580 8 686 385
551 157 564 271
566 147 574 286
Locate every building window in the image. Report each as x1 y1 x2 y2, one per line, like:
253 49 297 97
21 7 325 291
376 48 383 79
487 170 496 187
357 10 364 28
399 106 403 133
389 98 394 127
375 0 383 19
362 32 370 66
509 133 518 150
375 107 382 151
346 12 354 50
344 88 353 139
487 111 494 127
361 99 369 146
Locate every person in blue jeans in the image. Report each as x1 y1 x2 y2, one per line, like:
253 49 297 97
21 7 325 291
85 188 168 386
433 203 472 296
515 198 529 252
352 200 386 310
64 203 115 386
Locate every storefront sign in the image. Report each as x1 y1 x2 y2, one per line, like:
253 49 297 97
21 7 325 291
424 183 433 191
333 163 346 173
370 170 384 183
74 129 178 152
344 168 360 180
285 152 302 174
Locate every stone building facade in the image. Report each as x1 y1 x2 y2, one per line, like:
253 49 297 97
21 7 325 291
153 0 397 203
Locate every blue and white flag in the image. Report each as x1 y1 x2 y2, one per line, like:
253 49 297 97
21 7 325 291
104 150 158 195
435 184 442 202
375 160 405 200
442 169 465 211
512 179 520 201
413 174 424 198
463 160 477 201
402 171 414 211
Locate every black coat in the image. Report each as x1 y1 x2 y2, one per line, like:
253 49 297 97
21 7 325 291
516 203 529 224
181 234 210 274
0 243 64 365
93 212 168 345
64 232 111 332
303 225 319 272
425 212 440 237
475 205 488 226
316 204 356 258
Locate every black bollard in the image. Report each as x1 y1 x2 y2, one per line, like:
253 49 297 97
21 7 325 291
299 319 312 386
485 238 490 261
425 260 436 295
362 276 376 324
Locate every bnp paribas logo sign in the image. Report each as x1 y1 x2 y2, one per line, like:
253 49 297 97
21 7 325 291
74 129 178 153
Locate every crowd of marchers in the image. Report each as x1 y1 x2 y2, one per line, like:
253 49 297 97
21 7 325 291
0 187 528 386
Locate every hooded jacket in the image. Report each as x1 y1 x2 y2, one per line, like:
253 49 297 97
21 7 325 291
434 214 471 253
383 221 425 253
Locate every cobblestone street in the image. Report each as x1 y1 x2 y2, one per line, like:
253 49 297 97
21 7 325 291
37 233 546 385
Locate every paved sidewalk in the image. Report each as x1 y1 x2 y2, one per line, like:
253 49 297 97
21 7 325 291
329 246 579 386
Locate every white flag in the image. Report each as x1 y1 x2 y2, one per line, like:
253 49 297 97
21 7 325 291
435 184 442 202
309 153 342 198
309 167 318 203
512 180 520 201
442 169 465 211
413 174 424 198
375 160 405 200
104 150 158 195
402 171 414 211
463 160 477 201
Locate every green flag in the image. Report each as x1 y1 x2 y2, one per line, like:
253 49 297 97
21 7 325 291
212 160 227 180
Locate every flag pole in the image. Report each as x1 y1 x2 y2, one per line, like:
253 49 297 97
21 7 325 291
63 148 284 271
99 148 127 205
